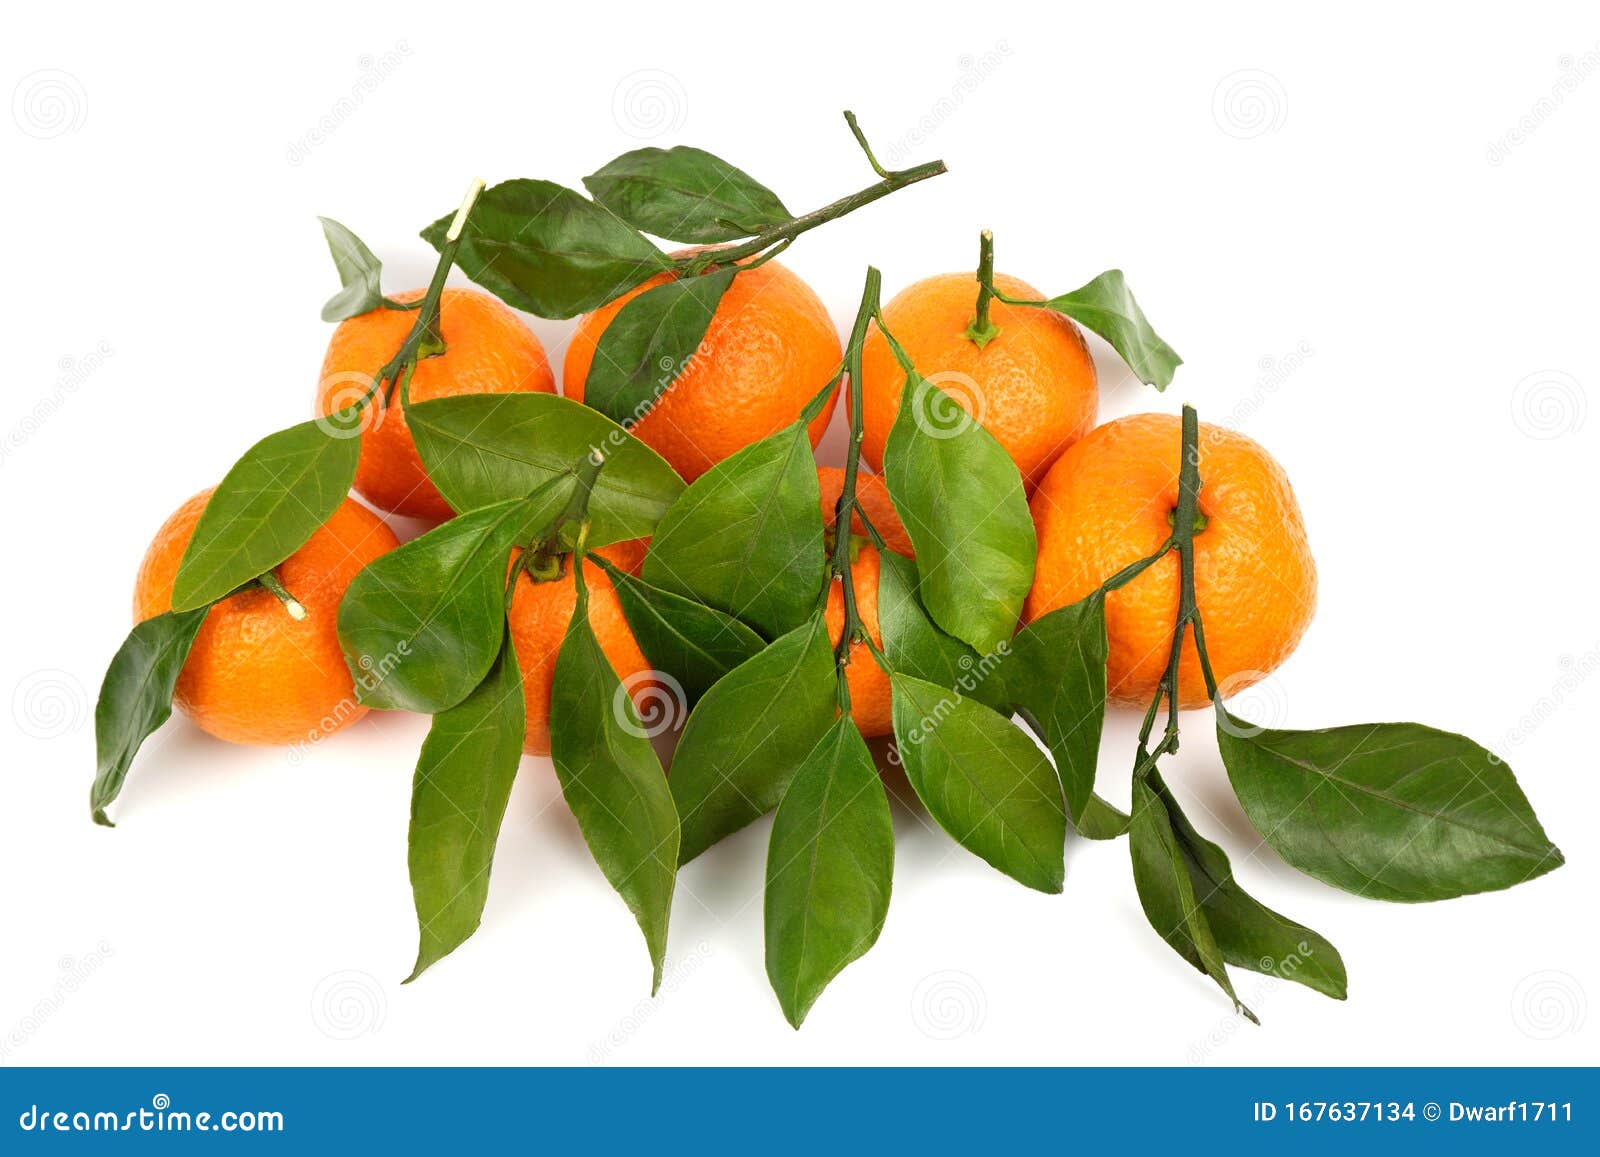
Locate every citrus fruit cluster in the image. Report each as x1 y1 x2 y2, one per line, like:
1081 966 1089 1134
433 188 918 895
92 114 1561 1030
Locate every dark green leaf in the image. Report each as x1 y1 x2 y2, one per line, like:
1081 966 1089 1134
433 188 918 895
584 146 792 244
405 639 526 981
550 568 680 992
1217 713 1564 902
882 374 1035 655
90 607 210 825
1129 774 1254 1020
875 550 1009 713
595 557 765 703
421 179 670 319
889 672 1065 893
407 393 684 547
171 420 359 611
642 422 824 639
317 217 385 322
1038 269 1181 390
670 613 837 863
765 716 894 1028
582 267 736 425
337 494 560 714
1148 771 1346 1000
1007 592 1129 838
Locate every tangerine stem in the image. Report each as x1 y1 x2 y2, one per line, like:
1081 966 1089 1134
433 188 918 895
257 569 307 621
683 116 945 275
964 230 1000 348
830 267 890 687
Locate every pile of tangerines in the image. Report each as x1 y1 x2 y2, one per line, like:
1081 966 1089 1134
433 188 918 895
94 115 1561 1028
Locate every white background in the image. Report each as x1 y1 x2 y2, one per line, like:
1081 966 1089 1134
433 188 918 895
3 1 1595 1067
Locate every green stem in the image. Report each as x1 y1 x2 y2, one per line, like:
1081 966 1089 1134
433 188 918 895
526 452 607 580
964 230 1000 348
829 268 891 689
256 569 306 621
683 116 945 276
1134 404 1208 775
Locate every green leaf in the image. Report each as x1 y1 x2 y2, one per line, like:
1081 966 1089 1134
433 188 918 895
407 393 684 547
882 373 1035 655
1037 269 1181 390
582 267 736 425
584 146 792 244
550 566 680 992
765 716 894 1028
337 494 561 714
171 420 360 612
889 672 1065 893
90 607 210 825
595 557 765 703
405 639 526 982
1216 713 1564 903
1007 592 1130 838
642 422 824 639
670 613 838 863
1147 771 1346 1000
1129 774 1255 1020
317 217 385 322
421 179 670 319
875 551 1009 713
